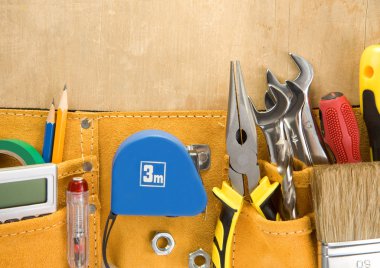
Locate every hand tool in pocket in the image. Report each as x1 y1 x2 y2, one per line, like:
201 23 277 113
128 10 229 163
67 177 89 268
319 92 361 163
252 82 297 220
266 68 309 164
311 163 380 267
250 83 290 165
266 54 330 165
359 44 380 161
289 54 329 165
102 130 208 268
212 61 280 268
0 163 57 223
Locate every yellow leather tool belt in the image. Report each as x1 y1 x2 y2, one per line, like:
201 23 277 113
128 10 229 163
0 108 369 268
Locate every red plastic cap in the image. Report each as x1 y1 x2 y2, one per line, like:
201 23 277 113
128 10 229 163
67 177 88 192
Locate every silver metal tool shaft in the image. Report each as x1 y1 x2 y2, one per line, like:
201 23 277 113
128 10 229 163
275 122 297 220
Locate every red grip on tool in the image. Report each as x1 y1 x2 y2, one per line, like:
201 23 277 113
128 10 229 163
319 92 361 163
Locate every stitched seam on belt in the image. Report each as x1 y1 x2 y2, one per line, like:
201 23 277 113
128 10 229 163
0 112 48 118
90 122 95 166
232 232 236 268
89 122 98 267
96 114 226 120
80 117 98 267
0 112 226 120
91 173 98 267
0 221 66 237
260 228 311 236
80 125 85 163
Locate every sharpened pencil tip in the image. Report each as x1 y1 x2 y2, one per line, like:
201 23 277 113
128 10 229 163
63 84 67 91
51 98 55 105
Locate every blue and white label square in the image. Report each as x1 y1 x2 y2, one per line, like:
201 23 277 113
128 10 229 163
140 161 166 188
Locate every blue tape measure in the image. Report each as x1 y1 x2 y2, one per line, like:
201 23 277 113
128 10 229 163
111 130 207 216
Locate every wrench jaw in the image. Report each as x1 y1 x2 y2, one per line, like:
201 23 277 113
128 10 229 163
266 69 293 112
284 80 312 165
249 86 290 127
265 89 276 110
265 62 315 166
249 86 290 166
288 54 330 165
266 70 293 99
289 53 314 94
266 69 282 88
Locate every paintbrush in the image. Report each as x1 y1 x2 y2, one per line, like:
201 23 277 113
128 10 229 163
311 163 380 268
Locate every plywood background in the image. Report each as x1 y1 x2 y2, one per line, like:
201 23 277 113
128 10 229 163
0 0 379 111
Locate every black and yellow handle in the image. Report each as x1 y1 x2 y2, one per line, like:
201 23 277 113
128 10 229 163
212 181 244 268
360 45 380 161
250 176 281 221
362 90 380 160
212 178 281 268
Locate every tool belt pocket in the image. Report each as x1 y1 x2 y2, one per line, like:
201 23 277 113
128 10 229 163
231 160 317 268
0 157 102 268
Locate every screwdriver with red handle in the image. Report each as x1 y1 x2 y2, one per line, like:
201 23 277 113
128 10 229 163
319 92 361 164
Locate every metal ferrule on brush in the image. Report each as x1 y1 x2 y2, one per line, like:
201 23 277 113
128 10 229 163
321 238 380 267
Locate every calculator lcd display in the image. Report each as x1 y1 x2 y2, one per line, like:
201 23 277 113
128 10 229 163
0 178 47 209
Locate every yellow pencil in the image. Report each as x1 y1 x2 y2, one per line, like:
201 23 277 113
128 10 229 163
52 85 68 163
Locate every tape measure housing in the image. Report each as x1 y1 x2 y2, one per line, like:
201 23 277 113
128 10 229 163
111 130 207 216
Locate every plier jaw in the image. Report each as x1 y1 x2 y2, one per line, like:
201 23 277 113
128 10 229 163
226 61 260 196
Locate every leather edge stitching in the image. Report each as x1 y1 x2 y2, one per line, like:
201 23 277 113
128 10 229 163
0 221 66 238
259 228 312 236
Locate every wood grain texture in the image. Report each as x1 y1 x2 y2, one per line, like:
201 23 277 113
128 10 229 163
365 0 380 47
0 0 379 111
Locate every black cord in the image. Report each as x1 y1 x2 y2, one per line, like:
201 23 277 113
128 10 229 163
102 212 117 268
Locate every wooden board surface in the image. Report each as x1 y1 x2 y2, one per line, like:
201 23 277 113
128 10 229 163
0 0 379 111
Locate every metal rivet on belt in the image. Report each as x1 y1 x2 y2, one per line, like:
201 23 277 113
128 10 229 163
81 118 91 129
89 204 96 214
83 162 93 172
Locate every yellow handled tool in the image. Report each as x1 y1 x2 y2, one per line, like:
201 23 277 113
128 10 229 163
359 44 380 161
212 62 281 268
250 176 281 221
212 178 282 268
212 182 243 268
